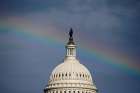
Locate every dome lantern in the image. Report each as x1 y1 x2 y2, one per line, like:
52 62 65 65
65 28 76 60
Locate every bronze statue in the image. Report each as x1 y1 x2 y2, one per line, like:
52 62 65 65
69 28 73 38
68 28 75 45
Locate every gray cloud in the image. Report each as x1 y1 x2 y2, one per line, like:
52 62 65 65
2 0 139 57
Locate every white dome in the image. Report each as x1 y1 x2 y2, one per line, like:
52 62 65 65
46 58 97 90
44 30 97 93
51 58 93 83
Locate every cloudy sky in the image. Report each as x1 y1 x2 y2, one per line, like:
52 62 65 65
0 0 140 93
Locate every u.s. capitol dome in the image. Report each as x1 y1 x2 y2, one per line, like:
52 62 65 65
44 28 97 93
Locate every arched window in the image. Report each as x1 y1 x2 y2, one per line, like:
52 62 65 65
69 73 71 77
78 91 80 93
80 74 81 77
65 73 67 77
64 91 66 93
69 91 71 93
70 48 72 55
76 73 78 77
83 74 84 77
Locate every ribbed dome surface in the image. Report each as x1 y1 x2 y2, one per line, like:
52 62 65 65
50 59 92 83
46 58 97 90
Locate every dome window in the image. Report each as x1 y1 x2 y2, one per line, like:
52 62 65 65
69 73 71 77
76 73 78 76
80 74 81 77
59 74 61 77
65 73 67 76
70 48 72 55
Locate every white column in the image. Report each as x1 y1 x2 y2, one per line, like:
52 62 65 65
65 44 76 59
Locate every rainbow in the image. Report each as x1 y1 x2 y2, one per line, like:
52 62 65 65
1 16 140 76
